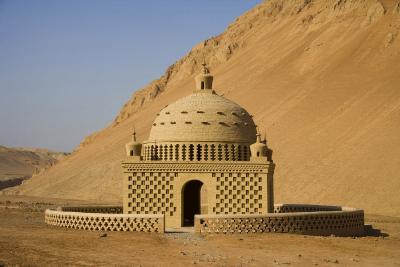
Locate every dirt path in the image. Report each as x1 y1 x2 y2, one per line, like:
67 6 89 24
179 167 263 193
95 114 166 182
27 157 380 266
0 196 399 266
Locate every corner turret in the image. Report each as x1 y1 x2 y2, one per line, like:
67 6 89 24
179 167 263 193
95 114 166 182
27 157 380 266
125 128 142 158
250 128 268 159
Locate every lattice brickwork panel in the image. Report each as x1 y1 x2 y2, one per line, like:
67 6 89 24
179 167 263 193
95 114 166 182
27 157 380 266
126 172 177 216
274 204 341 213
195 209 364 236
45 210 164 233
213 172 263 214
60 206 123 214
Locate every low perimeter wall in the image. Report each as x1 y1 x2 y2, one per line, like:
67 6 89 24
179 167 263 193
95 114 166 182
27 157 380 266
45 204 364 236
195 205 364 236
45 209 164 233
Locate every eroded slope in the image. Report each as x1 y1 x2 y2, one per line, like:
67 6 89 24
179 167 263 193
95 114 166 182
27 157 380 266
15 0 400 216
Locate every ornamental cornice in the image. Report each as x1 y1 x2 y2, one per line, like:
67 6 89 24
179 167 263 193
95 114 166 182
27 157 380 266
121 161 273 173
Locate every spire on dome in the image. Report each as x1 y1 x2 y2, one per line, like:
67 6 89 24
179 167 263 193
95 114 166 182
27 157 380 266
201 62 210 74
256 126 262 143
262 130 267 144
132 127 137 142
195 61 214 92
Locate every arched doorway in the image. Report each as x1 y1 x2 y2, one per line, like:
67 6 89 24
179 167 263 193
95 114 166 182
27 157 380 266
182 180 203 226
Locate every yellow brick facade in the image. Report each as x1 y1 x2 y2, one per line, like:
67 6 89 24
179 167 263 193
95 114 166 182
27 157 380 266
122 160 274 228
123 65 275 229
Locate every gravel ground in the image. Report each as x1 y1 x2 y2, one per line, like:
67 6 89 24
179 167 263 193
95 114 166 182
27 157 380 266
1 195 400 267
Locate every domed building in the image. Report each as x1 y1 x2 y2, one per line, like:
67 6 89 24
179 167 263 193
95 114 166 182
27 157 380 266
46 64 364 236
122 64 275 229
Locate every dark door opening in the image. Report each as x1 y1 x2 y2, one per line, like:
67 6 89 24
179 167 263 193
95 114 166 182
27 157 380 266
182 180 203 226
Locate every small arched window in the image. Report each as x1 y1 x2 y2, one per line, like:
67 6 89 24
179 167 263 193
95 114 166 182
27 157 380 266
201 81 205 89
151 145 155 160
210 144 216 161
175 144 179 161
159 145 163 160
196 144 202 161
189 144 194 161
231 144 236 161
217 144 223 161
182 145 187 161
169 145 173 160
238 145 242 161
224 144 229 161
154 145 159 160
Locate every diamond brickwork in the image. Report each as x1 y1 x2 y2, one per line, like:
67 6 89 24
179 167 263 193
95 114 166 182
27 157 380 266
122 161 274 228
213 172 263 214
45 209 164 232
195 205 364 236
126 172 177 217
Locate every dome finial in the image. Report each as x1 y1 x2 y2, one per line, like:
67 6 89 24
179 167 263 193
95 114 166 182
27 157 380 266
262 130 267 144
256 125 262 143
132 126 137 142
195 61 213 91
202 61 210 74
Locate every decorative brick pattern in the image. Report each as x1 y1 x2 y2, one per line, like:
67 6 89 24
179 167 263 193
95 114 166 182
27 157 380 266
126 172 177 216
147 92 257 144
195 206 364 237
274 204 341 213
45 209 164 233
122 161 268 173
122 161 274 228
213 172 263 214
60 206 123 214
142 143 251 162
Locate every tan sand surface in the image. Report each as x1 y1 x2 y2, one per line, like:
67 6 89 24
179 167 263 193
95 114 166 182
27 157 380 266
0 196 400 266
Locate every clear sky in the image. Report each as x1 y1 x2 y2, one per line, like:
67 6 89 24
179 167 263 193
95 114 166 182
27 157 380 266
0 0 260 152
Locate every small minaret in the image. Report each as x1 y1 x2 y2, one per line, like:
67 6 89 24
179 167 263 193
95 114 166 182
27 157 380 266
195 62 214 93
125 127 142 157
250 127 268 159
261 131 267 145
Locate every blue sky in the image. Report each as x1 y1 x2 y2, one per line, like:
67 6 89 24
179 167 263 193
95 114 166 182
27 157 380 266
0 0 260 152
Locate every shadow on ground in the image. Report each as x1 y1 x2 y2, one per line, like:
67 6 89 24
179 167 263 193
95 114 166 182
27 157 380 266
364 224 389 237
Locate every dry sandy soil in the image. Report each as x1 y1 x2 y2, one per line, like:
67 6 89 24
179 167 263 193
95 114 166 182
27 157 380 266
0 196 399 267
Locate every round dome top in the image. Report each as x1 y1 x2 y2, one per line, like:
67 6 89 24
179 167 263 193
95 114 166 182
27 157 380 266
147 92 257 143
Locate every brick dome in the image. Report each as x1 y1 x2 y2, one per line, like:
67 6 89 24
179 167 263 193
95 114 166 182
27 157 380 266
140 64 258 162
147 92 256 143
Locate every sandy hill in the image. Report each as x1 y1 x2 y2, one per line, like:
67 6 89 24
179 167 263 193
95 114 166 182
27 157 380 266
0 146 68 189
14 0 400 216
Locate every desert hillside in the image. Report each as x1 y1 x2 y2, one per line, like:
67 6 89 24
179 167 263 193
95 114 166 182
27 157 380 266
14 0 400 216
0 146 68 189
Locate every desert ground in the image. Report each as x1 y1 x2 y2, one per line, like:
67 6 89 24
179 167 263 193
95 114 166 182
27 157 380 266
0 195 399 267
